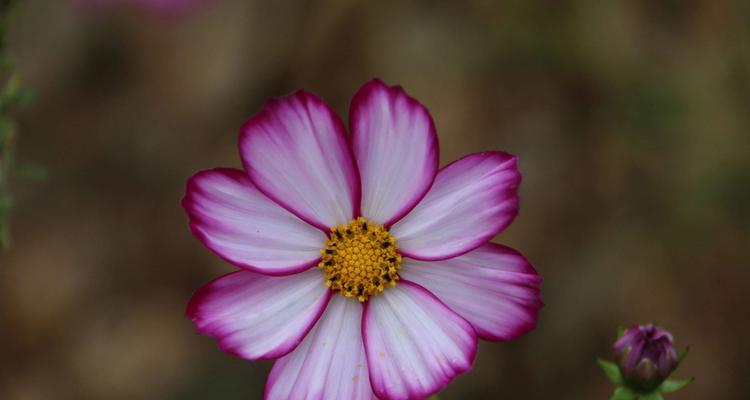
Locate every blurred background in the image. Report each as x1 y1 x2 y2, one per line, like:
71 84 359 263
1 0 748 399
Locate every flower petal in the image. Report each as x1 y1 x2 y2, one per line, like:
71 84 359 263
350 79 439 226
363 281 477 400
265 296 376 400
399 243 542 341
186 268 331 361
391 151 521 261
240 91 360 231
182 168 327 275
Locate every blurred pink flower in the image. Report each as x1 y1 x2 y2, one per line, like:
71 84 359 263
182 79 543 400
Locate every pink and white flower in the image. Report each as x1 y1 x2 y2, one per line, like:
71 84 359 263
183 79 543 400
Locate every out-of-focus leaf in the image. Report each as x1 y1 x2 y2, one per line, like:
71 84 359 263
677 347 689 364
0 73 29 113
598 357 623 385
611 386 637 400
659 378 693 393
0 116 8 143
13 162 47 180
640 392 664 400
0 194 10 249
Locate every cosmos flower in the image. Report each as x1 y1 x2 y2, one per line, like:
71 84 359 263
183 79 543 400
614 324 678 392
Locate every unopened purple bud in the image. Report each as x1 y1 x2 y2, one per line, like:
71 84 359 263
614 324 678 392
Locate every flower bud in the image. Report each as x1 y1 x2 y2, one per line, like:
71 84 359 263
614 324 678 392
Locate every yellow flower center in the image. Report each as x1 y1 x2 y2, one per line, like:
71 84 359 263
318 217 402 302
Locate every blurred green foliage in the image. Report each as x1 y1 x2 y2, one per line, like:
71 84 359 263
0 0 34 250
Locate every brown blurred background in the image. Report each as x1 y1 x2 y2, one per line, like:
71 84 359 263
1 1 749 399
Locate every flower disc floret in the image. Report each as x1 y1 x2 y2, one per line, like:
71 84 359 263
318 217 402 302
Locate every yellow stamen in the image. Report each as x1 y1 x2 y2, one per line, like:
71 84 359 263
318 217 401 302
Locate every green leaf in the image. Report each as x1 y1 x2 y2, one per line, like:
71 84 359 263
677 347 690 364
616 325 625 338
0 194 9 208
15 87 33 107
0 195 9 250
640 392 664 400
611 386 637 400
659 378 693 393
0 116 9 143
13 162 47 180
598 357 623 384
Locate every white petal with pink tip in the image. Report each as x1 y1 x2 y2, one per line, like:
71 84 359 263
240 91 360 231
391 152 521 261
400 243 542 341
265 296 376 400
350 79 438 226
187 268 330 361
183 168 327 275
363 281 477 400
